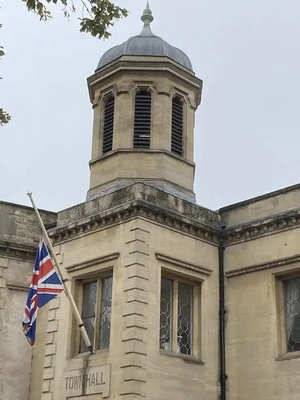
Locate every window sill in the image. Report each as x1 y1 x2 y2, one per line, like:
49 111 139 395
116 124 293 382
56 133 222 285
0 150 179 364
72 348 109 360
275 351 300 361
159 349 204 365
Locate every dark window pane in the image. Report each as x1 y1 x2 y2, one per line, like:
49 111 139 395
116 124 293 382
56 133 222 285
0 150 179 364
99 277 113 349
177 282 193 355
134 90 151 148
79 281 97 353
171 96 183 156
285 278 300 352
160 278 173 351
102 95 115 154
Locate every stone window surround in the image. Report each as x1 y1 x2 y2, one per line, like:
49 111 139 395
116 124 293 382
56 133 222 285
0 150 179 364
160 272 201 360
65 252 119 360
156 253 211 364
275 269 300 361
76 274 113 355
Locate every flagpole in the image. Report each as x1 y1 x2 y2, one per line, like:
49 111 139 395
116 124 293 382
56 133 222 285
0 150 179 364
27 192 93 354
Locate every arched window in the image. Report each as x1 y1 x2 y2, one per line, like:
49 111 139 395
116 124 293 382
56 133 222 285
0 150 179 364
133 90 151 149
171 96 184 156
102 94 115 154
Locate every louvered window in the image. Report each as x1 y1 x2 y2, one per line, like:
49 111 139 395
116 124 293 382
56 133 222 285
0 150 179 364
133 90 151 149
171 96 184 156
102 94 115 154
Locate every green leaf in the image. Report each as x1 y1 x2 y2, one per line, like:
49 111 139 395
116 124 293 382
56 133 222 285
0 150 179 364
1 0 129 127
0 109 11 127
20 0 128 40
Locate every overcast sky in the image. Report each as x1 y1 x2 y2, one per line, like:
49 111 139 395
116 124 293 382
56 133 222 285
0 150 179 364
1 0 300 212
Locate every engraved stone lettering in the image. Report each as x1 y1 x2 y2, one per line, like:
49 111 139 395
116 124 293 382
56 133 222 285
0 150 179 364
63 364 111 398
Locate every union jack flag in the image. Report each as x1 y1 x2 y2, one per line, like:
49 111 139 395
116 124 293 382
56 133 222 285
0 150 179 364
22 238 64 345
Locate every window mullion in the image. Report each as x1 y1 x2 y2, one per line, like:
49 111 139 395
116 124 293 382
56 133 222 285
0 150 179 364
173 280 179 352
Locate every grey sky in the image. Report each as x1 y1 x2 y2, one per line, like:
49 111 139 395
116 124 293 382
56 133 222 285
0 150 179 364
1 0 300 212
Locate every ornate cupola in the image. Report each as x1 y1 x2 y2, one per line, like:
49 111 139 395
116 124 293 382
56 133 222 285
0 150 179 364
87 2 203 202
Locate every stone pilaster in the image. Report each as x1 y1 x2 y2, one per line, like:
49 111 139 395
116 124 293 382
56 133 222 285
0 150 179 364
120 221 150 399
40 245 64 400
40 297 60 400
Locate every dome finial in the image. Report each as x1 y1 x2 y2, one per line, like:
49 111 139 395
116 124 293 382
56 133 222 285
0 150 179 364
141 1 154 26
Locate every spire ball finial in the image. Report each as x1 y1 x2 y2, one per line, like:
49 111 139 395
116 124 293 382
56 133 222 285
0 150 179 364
141 1 153 26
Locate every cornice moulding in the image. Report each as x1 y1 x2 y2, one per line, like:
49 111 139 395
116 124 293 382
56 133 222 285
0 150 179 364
87 60 202 105
226 253 300 278
88 58 201 86
49 200 219 246
223 208 300 245
6 281 29 292
156 253 212 276
0 240 36 261
66 252 120 274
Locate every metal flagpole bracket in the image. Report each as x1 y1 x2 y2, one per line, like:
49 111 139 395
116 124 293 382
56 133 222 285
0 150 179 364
27 192 93 354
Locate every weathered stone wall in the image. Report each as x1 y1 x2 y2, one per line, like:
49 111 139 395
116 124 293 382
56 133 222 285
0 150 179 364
0 201 56 247
55 183 219 231
30 184 219 400
222 187 300 400
220 183 300 226
0 201 56 400
4 182 300 400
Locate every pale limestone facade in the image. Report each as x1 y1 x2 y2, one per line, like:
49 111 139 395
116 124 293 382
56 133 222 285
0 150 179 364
1 5 300 400
87 57 201 203
0 202 56 400
222 187 300 400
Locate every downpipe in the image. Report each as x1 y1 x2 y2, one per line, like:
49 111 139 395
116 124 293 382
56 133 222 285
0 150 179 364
219 242 227 400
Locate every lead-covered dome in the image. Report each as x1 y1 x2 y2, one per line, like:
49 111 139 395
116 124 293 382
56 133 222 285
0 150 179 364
96 3 193 71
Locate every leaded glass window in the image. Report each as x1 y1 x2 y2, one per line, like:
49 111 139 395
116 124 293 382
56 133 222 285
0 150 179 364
284 278 300 352
99 276 113 349
79 276 113 353
159 276 197 356
177 282 192 355
160 277 173 351
80 281 97 353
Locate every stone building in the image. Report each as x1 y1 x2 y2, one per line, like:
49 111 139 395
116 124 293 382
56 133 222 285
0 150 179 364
1 4 300 400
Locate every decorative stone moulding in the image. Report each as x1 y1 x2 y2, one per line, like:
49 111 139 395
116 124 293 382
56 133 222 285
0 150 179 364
49 202 219 246
49 201 300 247
223 208 300 245
0 240 36 261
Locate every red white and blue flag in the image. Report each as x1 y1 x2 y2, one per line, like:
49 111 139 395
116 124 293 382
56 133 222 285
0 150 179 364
22 239 64 345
